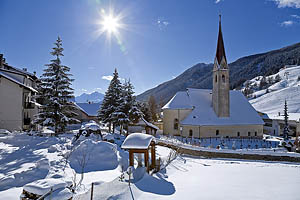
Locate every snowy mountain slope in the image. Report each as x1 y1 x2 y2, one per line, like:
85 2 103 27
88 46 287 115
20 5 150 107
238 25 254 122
75 91 104 103
247 65 300 117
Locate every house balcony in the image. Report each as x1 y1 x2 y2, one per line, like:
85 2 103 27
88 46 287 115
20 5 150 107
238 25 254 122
24 102 35 109
24 118 31 125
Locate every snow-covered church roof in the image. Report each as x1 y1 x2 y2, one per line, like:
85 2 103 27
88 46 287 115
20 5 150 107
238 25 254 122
163 88 264 126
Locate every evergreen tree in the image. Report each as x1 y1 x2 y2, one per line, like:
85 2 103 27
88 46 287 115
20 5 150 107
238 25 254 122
283 100 289 140
35 37 78 134
275 74 281 83
148 95 158 122
98 69 123 132
139 102 152 122
259 76 268 90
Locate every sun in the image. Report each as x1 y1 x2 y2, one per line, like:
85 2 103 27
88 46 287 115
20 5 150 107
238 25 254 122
101 14 120 34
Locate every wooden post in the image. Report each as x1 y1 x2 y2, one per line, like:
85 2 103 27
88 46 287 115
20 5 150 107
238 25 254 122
144 150 149 173
90 182 94 200
151 144 156 169
129 151 134 166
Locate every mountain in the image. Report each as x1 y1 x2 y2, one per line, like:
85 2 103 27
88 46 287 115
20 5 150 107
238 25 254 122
137 42 300 105
75 91 104 103
247 65 300 117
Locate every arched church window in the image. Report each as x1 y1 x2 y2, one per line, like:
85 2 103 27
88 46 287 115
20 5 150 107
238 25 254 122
222 75 225 83
189 129 193 137
216 130 219 136
215 75 217 83
174 118 179 130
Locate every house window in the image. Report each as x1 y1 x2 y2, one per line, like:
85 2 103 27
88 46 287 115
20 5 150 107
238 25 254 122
174 118 179 130
248 132 251 136
237 132 240 137
255 131 257 136
216 130 219 136
222 75 225 83
215 75 217 83
189 129 193 137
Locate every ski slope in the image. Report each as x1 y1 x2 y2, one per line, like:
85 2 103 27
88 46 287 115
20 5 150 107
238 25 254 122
248 65 300 118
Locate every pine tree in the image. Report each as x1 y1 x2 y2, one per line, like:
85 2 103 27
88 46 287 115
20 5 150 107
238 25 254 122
275 74 281 83
283 99 289 140
139 102 152 122
35 37 78 134
148 95 158 122
98 69 123 133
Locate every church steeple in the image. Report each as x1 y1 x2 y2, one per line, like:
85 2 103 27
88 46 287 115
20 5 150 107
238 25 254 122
212 15 230 117
215 15 227 66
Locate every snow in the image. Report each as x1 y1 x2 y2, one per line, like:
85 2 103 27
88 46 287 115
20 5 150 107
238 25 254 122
121 133 155 149
162 91 193 110
0 130 299 199
250 65 300 117
69 139 118 173
23 178 69 196
76 146 300 200
81 121 101 131
0 129 11 135
169 88 264 126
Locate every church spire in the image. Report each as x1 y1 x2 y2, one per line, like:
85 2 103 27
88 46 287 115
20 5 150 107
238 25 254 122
215 14 227 65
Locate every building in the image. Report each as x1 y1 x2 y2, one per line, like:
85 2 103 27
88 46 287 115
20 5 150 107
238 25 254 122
128 117 159 135
162 16 264 138
74 102 100 123
260 111 300 137
0 54 39 131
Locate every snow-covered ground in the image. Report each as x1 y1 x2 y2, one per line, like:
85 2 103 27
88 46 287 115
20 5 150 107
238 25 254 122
1 132 300 199
76 146 300 200
248 65 300 117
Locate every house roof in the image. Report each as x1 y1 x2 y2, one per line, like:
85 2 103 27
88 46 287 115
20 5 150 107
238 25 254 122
0 71 38 93
76 102 101 116
134 118 159 130
164 88 264 126
121 133 155 149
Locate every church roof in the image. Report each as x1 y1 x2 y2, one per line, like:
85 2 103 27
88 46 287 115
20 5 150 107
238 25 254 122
215 15 227 65
162 91 194 110
163 88 264 126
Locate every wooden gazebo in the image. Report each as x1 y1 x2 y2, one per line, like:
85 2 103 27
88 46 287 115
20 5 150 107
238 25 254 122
121 133 156 173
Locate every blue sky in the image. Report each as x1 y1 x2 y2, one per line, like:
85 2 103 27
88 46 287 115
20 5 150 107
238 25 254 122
1 0 300 96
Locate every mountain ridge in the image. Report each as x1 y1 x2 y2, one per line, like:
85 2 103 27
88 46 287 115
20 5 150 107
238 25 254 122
137 42 300 104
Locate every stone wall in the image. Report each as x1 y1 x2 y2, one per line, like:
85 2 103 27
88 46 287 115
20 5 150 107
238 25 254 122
158 142 300 163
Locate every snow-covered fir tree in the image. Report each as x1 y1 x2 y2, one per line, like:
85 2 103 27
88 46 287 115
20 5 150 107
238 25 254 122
98 71 143 134
35 37 78 134
283 99 289 140
98 69 123 132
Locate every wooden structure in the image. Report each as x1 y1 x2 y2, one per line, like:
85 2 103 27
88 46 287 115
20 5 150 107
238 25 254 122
121 133 156 173
128 118 159 136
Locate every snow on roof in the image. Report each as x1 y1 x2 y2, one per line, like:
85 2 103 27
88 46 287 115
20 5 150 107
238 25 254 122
0 71 38 93
23 178 69 196
169 88 264 126
162 91 194 110
134 118 159 130
121 133 155 149
76 102 101 116
268 113 300 122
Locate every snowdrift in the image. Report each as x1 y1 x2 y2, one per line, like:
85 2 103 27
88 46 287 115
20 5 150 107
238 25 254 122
69 139 118 173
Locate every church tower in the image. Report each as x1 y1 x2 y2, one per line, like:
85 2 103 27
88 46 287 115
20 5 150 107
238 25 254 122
212 15 230 117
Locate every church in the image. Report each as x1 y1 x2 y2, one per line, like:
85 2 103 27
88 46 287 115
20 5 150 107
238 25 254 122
162 16 264 138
